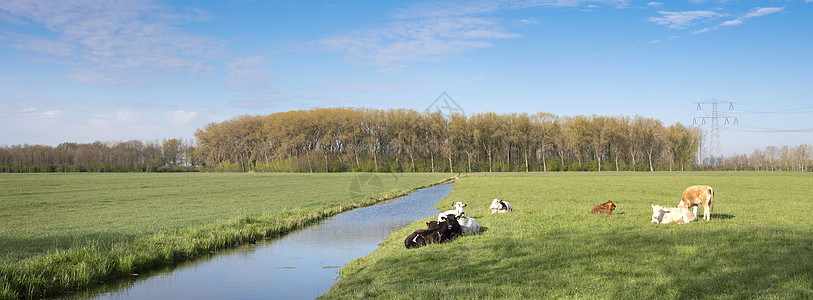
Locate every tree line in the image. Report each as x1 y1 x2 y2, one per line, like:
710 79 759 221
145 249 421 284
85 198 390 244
712 144 812 172
3 107 810 173
192 108 702 173
0 139 195 173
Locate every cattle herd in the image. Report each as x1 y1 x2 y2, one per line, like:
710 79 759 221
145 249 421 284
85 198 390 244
404 199 511 249
406 185 714 249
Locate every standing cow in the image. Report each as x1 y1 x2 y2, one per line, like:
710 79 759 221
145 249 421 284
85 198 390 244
678 185 714 221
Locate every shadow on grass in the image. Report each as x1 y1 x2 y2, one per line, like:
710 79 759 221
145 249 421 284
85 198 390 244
602 228 812 299
713 213 735 220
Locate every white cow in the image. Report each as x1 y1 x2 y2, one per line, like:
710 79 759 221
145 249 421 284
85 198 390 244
438 202 466 221
457 212 480 235
490 199 513 214
651 205 697 224
437 202 479 235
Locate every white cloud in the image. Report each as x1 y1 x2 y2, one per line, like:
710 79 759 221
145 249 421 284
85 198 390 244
169 110 198 125
692 27 711 34
43 110 62 119
0 0 223 87
647 10 721 29
744 7 784 18
22 107 37 112
720 19 742 26
519 18 539 25
321 16 519 67
323 1 639 68
511 0 632 9
224 56 276 93
647 2 662 7
116 110 139 122
721 7 784 27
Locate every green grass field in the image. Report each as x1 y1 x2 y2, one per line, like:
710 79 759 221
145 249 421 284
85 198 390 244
324 172 813 299
0 172 451 299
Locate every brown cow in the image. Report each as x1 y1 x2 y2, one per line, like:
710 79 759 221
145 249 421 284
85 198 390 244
590 200 617 215
678 185 714 221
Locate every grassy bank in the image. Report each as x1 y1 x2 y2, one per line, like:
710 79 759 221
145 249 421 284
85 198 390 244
0 173 451 299
324 172 813 299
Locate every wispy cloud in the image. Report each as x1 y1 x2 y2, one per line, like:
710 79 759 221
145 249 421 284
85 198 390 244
0 0 223 87
322 0 636 69
694 6 785 34
510 0 632 9
647 10 721 29
721 7 784 27
321 16 519 68
394 0 631 19
224 56 276 93
519 18 539 25
169 110 199 125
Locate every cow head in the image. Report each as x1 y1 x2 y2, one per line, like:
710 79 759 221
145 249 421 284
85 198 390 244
605 200 616 211
651 205 670 223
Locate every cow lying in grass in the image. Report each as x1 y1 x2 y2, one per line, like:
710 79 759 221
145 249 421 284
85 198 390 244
651 205 697 224
457 212 480 235
404 214 461 249
438 202 466 221
590 200 617 215
678 185 714 221
490 199 513 214
436 202 479 235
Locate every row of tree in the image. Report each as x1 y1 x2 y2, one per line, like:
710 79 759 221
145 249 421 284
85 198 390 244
712 144 812 172
0 139 194 173
192 108 702 173
3 108 809 173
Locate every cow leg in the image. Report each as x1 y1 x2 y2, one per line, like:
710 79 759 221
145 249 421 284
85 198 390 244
692 206 698 219
700 205 710 221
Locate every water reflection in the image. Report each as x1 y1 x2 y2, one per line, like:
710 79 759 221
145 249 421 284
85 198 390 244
73 184 452 300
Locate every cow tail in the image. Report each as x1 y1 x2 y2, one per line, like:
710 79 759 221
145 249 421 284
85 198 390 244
708 187 714 212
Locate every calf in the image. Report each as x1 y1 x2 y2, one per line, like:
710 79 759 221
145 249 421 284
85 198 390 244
457 212 480 235
438 201 466 221
490 199 513 214
651 205 697 224
590 200 617 215
678 185 714 221
404 214 461 249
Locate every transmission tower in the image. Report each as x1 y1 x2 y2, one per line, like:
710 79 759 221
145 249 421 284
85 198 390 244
693 99 738 163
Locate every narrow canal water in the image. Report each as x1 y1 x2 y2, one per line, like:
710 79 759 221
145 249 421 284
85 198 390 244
74 184 453 300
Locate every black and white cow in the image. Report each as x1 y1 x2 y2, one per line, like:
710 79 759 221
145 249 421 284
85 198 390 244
404 214 461 249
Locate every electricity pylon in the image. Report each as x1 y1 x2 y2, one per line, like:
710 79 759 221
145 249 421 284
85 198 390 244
693 99 737 163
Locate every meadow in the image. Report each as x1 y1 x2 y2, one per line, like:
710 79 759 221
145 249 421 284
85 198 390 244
0 172 451 299
324 172 813 299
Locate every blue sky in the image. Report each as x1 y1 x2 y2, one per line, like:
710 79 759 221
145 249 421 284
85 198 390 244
1 0 811 155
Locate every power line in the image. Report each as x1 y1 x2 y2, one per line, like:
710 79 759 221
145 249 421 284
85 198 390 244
729 105 813 114
744 93 813 105
727 124 813 133
675 109 699 124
